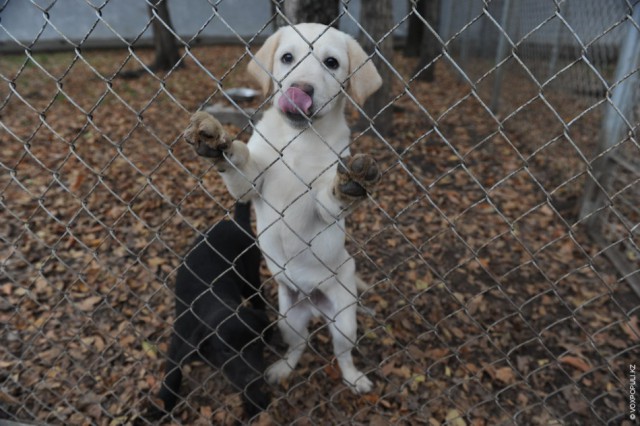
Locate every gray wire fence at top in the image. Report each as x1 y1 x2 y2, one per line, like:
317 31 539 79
0 0 639 425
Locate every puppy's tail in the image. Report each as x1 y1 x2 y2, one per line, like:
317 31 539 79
233 201 252 231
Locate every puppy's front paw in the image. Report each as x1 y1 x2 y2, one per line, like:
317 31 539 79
334 154 380 204
265 360 294 384
343 371 373 394
184 111 231 160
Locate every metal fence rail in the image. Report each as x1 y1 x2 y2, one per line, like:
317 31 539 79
1 0 639 425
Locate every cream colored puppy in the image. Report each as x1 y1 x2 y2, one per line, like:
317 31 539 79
184 23 382 393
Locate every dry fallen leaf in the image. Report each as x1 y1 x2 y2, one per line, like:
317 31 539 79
425 348 449 360
369 415 389 426
559 356 591 373
445 409 467 426
76 295 102 311
148 257 166 267
70 172 85 192
323 363 341 381
142 340 158 360
200 405 212 418
361 394 380 405
495 366 516 384
380 361 413 379
0 360 16 368
252 412 273 426
622 316 640 341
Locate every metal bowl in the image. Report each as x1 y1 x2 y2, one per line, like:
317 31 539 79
225 87 260 102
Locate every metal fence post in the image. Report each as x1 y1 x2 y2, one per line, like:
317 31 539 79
579 2 640 221
457 0 475 81
490 0 513 113
547 0 569 80
440 0 453 43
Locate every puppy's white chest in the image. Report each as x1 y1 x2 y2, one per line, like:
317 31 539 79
254 157 346 292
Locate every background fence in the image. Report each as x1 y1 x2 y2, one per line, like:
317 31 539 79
1 0 639 425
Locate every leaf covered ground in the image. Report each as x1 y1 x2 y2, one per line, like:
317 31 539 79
1 45 638 425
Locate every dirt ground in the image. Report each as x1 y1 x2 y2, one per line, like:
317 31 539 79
1 44 638 425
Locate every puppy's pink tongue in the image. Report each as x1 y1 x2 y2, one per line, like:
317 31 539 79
278 87 312 114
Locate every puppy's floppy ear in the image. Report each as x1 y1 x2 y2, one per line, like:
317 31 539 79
346 36 383 106
247 29 283 97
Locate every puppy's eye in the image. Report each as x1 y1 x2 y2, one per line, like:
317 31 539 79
281 53 294 64
324 57 339 69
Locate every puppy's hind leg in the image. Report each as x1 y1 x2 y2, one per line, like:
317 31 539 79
266 283 313 384
325 272 373 394
330 306 373 393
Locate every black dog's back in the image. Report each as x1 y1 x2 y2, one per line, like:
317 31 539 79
174 202 262 316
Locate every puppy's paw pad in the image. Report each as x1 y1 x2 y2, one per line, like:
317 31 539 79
336 154 380 200
184 111 230 159
343 372 373 394
265 360 293 384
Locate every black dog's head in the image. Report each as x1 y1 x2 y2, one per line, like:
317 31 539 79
198 306 272 417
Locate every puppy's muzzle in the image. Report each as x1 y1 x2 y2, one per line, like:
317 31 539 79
290 82 314 99
279 82 315 121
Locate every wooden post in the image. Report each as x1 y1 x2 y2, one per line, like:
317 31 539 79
357 0 394 137
149 0 181 71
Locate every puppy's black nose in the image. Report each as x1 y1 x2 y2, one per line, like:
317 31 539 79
290 82 314 98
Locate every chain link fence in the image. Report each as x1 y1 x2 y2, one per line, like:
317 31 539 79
1 0 639 425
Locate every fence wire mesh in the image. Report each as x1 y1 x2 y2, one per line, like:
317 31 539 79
1 0 639 425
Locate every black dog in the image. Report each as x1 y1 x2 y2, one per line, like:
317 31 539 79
147 202 271 420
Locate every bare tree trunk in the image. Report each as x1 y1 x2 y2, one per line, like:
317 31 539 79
404 0 426 57
271 0 288 29
357 0 394 137
272 0 340 28
413 0 440 82
119 0 181 78
149 0 181 71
